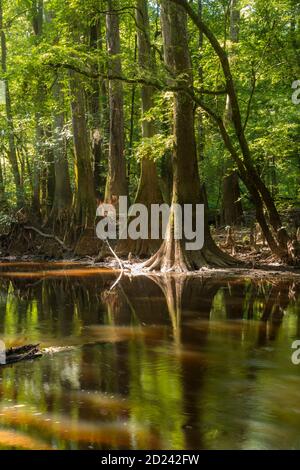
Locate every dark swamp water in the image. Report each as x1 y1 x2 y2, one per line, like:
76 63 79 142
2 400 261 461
0 262 299 450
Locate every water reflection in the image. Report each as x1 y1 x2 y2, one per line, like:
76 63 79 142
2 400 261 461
0 264 299 449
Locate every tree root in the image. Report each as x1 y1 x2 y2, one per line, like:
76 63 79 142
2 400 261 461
141 236 238 273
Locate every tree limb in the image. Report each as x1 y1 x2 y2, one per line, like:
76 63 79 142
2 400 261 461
46 61 227 96
24 226 72 251
243 68 256 131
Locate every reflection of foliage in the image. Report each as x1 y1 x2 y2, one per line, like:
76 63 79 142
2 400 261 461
128 339 185 449
0 274 299 449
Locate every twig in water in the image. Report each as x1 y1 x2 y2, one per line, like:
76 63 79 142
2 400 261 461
105 239 124 290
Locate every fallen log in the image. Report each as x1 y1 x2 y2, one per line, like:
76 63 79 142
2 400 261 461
2 344 42 366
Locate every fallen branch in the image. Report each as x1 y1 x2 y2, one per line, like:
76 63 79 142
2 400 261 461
4 344 42 366
24 226 72 251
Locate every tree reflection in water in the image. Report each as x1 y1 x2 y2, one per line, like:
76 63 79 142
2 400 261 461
0 266 298 449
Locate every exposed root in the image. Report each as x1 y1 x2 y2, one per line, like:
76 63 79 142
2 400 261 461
141 234 237 273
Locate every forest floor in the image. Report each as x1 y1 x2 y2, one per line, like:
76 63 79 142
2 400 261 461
0 224 299 279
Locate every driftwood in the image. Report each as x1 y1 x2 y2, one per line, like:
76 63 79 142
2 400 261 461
2 344 42 366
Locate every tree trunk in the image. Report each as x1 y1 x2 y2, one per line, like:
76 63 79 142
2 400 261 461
88 16 107 195
51 78 72 221
43 11 72 226
0 0 24 207
0 157 6 205
135 0 163 205
31 0 44 216
291 0 300 69
160 151 173 205
105 0 127 200
222 171 243 225
171 0 291 261
196 0 209 212
44 126 55 215
70 71 96 228
32 116 42 215
143 0 235 272
221 0 243 226
118 0 163 257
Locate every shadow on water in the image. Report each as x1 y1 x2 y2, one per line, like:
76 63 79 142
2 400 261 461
0 263 299 449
